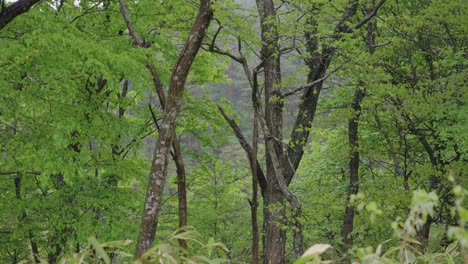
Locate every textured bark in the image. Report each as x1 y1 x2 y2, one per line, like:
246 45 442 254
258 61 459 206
173 139 187 250
147 63 188 251
134 0 212 258
255 1 291 262
0 0 40 30
262 189 286 264
118 1 190 249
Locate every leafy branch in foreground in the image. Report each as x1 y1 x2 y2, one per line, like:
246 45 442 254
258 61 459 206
57 226 228 264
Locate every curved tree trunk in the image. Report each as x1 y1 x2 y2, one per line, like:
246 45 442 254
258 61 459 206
134 0 212 258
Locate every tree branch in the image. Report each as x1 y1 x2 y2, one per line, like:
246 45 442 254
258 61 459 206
217 105 267 193
118 0 146 47
283 73 330 97
0 0 41 30
351 0 386 31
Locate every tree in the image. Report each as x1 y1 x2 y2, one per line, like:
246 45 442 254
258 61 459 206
0 2 152 261
134 0 213 258
210 0 386 262
341 7 378 249
368 0 467 246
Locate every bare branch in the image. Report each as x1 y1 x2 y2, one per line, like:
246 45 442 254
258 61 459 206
0 171 41 176
217 105 267 192
118 0 146 47
371 40 391 49
283 73 330 97
352 0 387 31
146 63 166 109
202 43 243 63
70 1 103 24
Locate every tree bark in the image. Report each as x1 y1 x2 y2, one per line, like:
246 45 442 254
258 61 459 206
134 0 212 259
147 63 188 251
118 0 190 250
0 0 40 30
255 1 292 262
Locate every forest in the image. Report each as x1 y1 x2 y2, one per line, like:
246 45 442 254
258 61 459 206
0 0 467 263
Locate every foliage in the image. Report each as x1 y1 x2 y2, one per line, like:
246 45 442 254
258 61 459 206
56 226 228 264
0 0 466 262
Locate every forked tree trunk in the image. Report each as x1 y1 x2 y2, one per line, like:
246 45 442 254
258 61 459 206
215 1 385 262
134 0 212 258
255 1 291 262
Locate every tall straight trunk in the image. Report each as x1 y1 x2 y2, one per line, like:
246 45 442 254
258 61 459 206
341 10 376 248
255 0 290 262
262 189 286 263
341 88 365 248
250 116 259 264
173 139 187 250
134 0 212 258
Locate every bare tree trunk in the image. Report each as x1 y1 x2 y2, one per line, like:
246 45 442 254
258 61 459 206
29 230 40 264
262 189 286 264
134 0 212 258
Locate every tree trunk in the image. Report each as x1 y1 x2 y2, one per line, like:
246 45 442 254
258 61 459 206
341 8 376 248
213 1 386 262
134 0 212 258
262 188 287 264
173 138 187 250
255 1 292 262
250 116 259 264
147 63 188 251
416 216 432 249
0 0 40 30
341 88 365 248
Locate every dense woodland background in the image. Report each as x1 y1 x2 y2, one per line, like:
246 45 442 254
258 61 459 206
0 0 467 263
